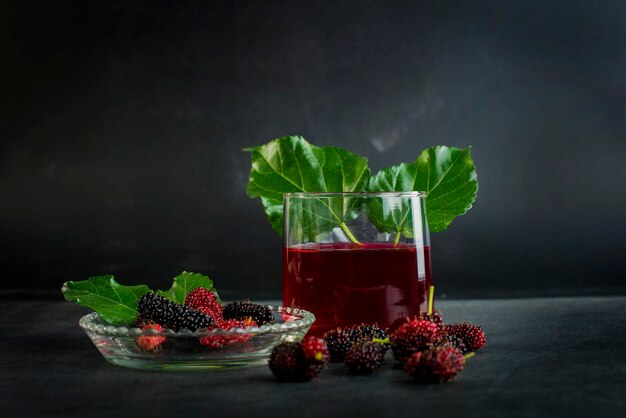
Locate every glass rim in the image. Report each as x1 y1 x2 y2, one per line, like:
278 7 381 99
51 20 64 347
284 191 426 198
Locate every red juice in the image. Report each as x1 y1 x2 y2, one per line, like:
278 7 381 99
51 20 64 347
282 243 432 336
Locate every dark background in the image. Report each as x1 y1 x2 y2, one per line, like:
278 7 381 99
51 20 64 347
1 0 625 300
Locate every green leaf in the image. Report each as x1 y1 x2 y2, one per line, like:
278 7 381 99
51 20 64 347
365 194 415 240
61 276 150 325
245 136 370 236
368 146 478 233
157 271 220 304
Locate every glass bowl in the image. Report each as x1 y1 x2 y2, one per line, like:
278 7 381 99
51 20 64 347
79 305 315 371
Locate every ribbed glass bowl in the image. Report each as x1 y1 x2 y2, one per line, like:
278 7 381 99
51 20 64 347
79 305 315 371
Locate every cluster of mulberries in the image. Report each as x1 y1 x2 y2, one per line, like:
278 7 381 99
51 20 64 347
269 311 487 383
137 292 214 332
133 284 487 385
388 312 487 383
133 288 275 351
184 290 272 349
133 292 215 352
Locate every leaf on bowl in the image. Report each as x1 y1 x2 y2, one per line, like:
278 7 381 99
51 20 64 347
244 135 370 236
157 271 220 304
61 276 150 325
368 146 478 233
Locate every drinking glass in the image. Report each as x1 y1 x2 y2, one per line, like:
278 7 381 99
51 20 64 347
282 192 431 335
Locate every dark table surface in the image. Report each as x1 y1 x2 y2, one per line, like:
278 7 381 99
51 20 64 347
2 296 626 418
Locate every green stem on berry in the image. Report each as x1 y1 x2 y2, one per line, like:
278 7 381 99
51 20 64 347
372 337 390 345
427 285 435 316
463 352 475 360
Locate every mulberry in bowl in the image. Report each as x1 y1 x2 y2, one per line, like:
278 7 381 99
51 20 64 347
79 305 315 371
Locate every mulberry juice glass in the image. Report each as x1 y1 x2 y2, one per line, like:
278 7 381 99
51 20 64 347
282 192 432 336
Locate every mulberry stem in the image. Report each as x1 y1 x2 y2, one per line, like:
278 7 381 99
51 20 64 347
427 285 435 315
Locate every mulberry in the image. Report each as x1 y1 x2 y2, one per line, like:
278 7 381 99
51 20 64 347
390 319 442 364
137 293 213 332
344 341 385 375
404 345 466 383
269 338 329 382
185 287 223 321
444 323 486 351
223 301 274 325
